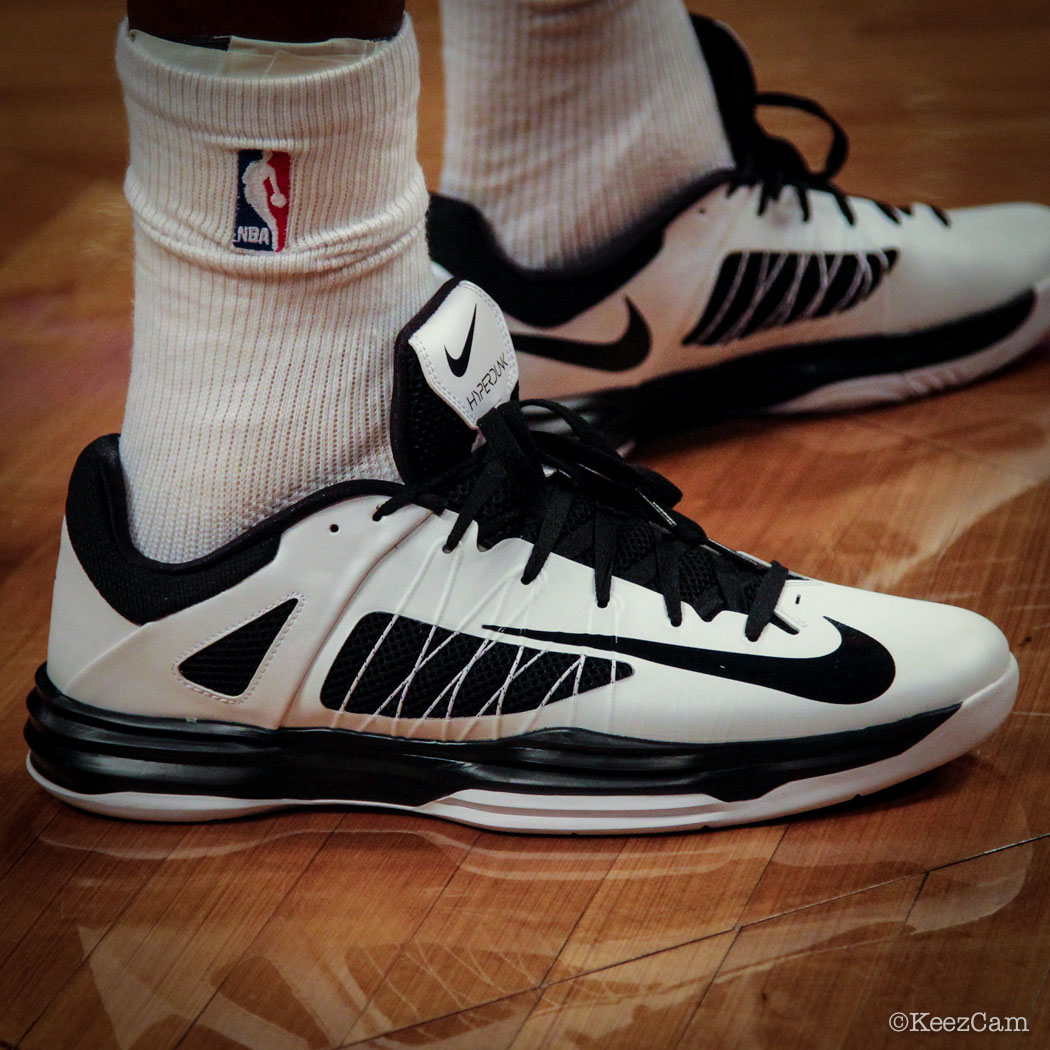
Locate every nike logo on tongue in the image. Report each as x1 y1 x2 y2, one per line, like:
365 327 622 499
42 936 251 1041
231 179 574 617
407 280 520 430
445 306 477 377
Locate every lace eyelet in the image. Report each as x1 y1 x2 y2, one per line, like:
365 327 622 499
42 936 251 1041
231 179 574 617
329 523 339 534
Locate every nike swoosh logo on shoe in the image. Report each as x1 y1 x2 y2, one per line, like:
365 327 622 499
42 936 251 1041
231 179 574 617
512 298 652 372
445 305 477 377
483 617 896 705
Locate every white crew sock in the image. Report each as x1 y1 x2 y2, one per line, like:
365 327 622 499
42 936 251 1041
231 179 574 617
116 18 434 563
438 0 733 269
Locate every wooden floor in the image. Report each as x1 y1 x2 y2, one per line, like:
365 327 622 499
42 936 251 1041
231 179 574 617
2 0 1050 1047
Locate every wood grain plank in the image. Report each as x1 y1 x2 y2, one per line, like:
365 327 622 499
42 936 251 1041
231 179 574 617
0 815 188 1045
845 837 1050 1049
19 815 341 1050
512 932 735 1050
178 816 478 1050
677 877 924 1049
547 826 783 983
344 990 539 1050
345 835 623 1042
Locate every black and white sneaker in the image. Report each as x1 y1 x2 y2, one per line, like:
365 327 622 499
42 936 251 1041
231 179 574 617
26 281 1017 833
428 16 1050 440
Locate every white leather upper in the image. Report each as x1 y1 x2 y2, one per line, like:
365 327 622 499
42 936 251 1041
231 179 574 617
510 186 1050 400
48 491 1011 746
46 279 1014 748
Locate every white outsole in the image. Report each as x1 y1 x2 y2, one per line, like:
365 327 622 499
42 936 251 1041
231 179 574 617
26 656 1018 834
766 277 1050 414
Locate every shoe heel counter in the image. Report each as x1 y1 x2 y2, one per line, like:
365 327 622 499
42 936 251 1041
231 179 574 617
47 520 137 695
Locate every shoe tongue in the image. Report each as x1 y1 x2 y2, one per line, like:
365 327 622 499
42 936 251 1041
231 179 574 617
690 14 758 168
390 279 520 484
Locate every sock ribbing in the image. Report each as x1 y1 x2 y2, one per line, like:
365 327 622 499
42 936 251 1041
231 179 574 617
117 18 434 562
438 0 733 269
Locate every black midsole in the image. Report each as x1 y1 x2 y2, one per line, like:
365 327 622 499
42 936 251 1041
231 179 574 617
25 666 958 806
566 289 1035 439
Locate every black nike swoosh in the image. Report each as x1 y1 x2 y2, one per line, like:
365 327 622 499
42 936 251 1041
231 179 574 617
445 305 477 377
482 617 896 705
512 298 652 372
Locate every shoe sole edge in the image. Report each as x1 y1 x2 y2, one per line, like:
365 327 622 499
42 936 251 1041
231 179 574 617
766 275 1050 413
24 657 1017 834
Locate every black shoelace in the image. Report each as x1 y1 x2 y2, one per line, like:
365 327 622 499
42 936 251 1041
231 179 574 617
727 90 950 228
374 398 788 642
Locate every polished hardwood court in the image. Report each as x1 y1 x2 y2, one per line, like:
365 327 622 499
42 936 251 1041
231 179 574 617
1 0 1049 1047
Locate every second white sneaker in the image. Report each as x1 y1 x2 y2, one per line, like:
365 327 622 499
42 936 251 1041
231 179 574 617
428 16 1050 438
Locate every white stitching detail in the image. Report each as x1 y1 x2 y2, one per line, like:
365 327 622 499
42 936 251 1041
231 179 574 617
724 252 788 343
343 612 400 711
694 250 748 343
172 593 304 705
537 656 584 711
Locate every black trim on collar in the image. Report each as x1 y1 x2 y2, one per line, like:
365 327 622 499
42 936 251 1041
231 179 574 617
690 14 759 168
64 435 400 624
426 171 733 329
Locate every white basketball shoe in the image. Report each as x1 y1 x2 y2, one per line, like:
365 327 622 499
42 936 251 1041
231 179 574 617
428 16 1050 439
27 280 1016 833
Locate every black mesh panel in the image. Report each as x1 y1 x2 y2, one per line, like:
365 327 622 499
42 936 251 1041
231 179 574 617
321 612 632 717
178 599 297 696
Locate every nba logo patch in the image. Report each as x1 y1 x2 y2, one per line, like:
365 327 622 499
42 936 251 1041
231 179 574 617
233 149 290 252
